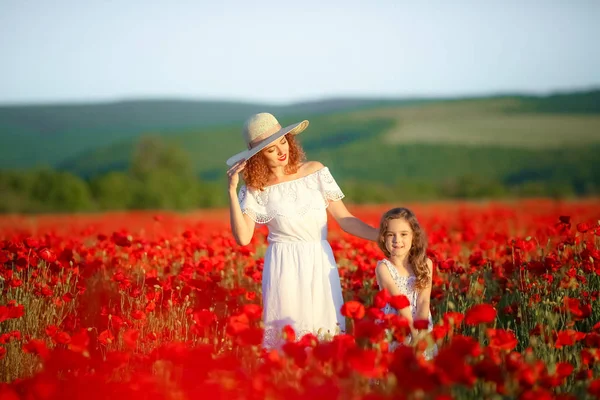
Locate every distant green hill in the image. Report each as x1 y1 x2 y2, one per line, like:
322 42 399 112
1 89 599 213
50 91 600 199
2 88 599 171
2 89 600 197
0 98 430 169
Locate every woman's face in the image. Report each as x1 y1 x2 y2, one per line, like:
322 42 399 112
261 135 290 168
384 218 414 258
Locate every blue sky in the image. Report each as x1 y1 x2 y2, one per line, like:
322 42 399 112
1 0 599 105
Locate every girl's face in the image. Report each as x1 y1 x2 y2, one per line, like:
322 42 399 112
384 218 414 258
261 135 290 168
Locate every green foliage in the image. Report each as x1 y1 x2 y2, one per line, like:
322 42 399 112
506 88 600 114
1 90 600 213
0 136 229 213
0 168 95 213
89 172 137 210
1 131 598 213
0 98 412 169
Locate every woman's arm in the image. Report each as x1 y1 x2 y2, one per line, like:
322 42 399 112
228 189 256 246
227 160 256 246
300 160 378 242
327 199 378 242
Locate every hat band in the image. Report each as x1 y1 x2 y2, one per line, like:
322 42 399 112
247 123 282 150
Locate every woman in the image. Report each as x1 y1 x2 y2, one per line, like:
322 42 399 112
226 112 378 349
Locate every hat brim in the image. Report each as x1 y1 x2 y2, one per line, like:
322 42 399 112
225 120 309 166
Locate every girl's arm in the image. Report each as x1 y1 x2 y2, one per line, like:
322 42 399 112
414 259 434 327
375 262 418 338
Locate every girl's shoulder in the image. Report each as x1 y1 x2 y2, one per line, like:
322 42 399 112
375 258 399 277
425 257 433 272
374 259 389 276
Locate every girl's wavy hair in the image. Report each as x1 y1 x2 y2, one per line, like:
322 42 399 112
242 133 306 190
377 207 430 291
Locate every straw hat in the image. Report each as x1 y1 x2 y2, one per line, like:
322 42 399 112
226 112 309 166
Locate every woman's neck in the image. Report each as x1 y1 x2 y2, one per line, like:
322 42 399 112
269 166 287 179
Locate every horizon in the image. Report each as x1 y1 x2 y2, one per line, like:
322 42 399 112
1 85 599 108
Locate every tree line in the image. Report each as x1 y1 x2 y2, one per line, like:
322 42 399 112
0 136 586 214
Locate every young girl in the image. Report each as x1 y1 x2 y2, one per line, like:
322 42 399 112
375 207 438 359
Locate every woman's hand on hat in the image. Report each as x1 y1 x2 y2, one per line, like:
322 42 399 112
227 159 246 192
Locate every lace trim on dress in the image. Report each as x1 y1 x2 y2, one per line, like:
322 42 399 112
263 325 345 350
238 167 345 224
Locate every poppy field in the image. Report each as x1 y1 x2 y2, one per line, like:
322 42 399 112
1 199 600 399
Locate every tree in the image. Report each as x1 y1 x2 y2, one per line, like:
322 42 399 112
90 171 137 210
29 168 94 212
129 135 194 179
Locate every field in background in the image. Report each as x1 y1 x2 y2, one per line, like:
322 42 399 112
52 93 600 179
1 90 598 176
371 102 600 148
2 197 598 236
1 90 599 214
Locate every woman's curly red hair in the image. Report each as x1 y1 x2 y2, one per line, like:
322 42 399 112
242 133 306 190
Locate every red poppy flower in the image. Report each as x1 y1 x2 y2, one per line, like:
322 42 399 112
53 331 71 345
389 295 410 310
563 297 591 320
226 313 250 335
131 310 146 320
464 303 496 325
123 329 139 349
577 222 591 233
413 319 430 330
354 319 385 343
555 329 586 348
341 301 366 319
486 328 518 351
111 232 132 247
242 304 262 321
37 247 56 263
22 339 50 360
97 329 115 346
282 325 296 343
588 379 600 397
373 289 391 308
345 347 385 379
237 326 263 346
193 309 216 328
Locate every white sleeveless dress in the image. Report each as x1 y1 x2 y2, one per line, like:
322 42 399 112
377 258 438 360
238 167 346 349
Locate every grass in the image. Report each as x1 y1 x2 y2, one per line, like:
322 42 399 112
348 99 600 148
384 113 600 148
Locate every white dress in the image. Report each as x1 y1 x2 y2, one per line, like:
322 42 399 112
376 258 438 359
238 167 346 349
